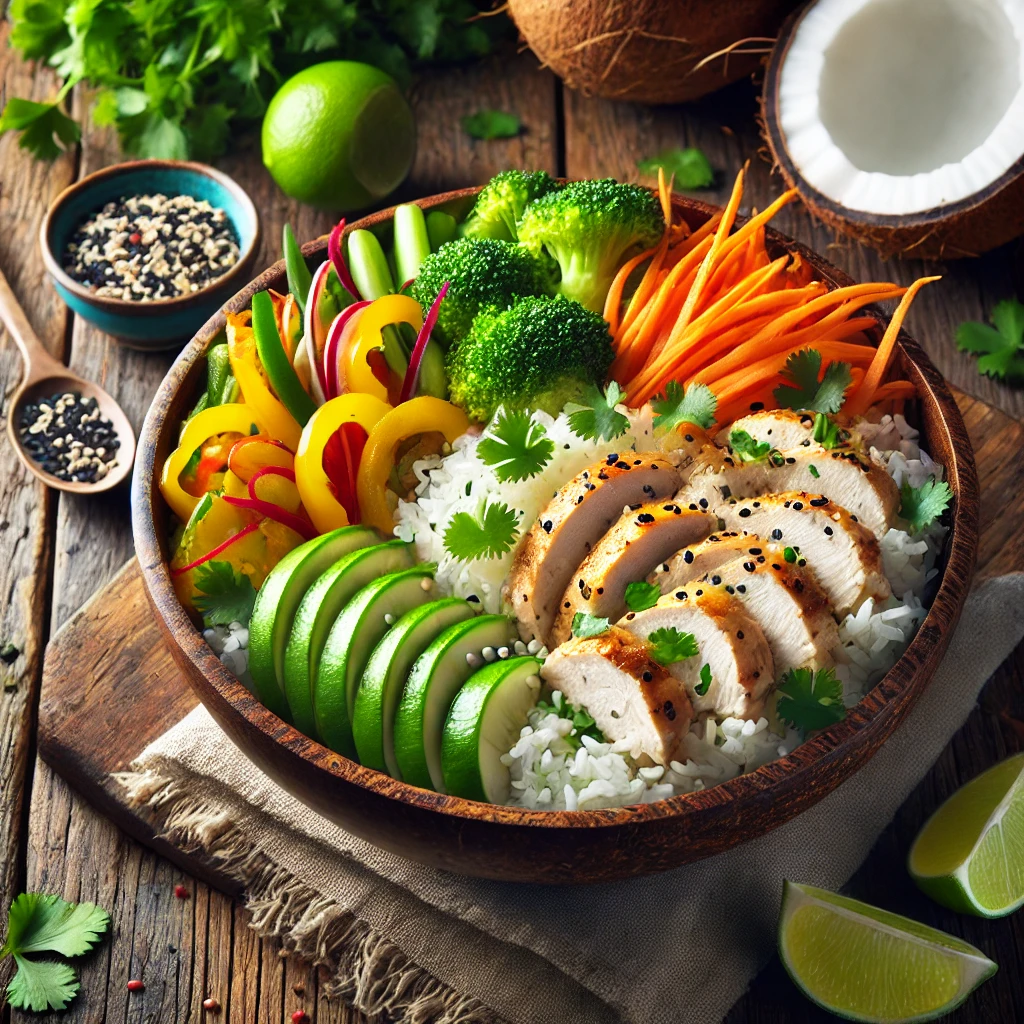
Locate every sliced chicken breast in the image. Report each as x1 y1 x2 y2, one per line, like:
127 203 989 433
551 503 716 646
717 491 890 616
648 530 758 594
617 587 774 720
704 556 839 673
679 443 899 536
726 409 818 452
506 453 682 644
541 626 693 764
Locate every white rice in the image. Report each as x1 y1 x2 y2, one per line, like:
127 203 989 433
203 620 252 688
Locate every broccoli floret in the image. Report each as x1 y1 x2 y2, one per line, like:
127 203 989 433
460 170 562 242
448 295 614 422
411 237 553 349
517 178 664 313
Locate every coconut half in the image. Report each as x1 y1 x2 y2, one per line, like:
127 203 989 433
763 0 1024 259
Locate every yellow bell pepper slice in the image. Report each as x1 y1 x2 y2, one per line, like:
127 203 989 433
357 397 469 534
160 404 259 521
344 294 423 401
226 311 303 450
295 393 392 534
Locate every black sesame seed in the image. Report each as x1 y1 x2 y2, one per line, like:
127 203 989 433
824 526 834 536
738 508 752 518
771 528 783 540
642 671 653 682
810 497 829 507
711 575 721 585
737 630 744 639
684 550 694 564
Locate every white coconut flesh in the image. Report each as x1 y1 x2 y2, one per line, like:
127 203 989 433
777 0 1024 215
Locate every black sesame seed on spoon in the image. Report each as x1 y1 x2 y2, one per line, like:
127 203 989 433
17 391 120 483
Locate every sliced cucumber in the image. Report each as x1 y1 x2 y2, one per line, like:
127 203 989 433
393 614 517 792
441 656 543 804
283 539 413 738
352 598 474 778
315 565 436 758
248 525 378 720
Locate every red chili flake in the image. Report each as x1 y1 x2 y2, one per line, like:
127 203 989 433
291 1011 308 1024
174 884 189 899
127 979 145 992
129 232 142 244
202 997 221 1012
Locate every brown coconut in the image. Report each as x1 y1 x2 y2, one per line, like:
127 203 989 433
761 4 1024 260
507 0 802 105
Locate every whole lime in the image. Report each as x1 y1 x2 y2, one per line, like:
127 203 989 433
262 62 416 211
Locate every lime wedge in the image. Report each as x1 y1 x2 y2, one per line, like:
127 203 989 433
909 752 1024 918
779 881 997 1023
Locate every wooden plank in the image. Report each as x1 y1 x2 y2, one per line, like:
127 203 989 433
0 23 77 1000
562 79 1024 422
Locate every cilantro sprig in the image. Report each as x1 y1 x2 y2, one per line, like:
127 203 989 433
477 409 554 482
812 412 843 449
637 147 714 190
535 691 606 750
462 110 521 140
647 627 698 666
192 561 257 628
776 666 846 732
624 580 661 613
567 382 630 443
774 350 853 414
694 663 713 696
2 893 110 1012
571 612 610 639
729 428 772 463
899 477 952 534
651 381 717 433
956 299 1024 382
443 501 520 561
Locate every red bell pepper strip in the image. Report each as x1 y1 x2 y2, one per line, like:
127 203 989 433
322 421 368 523
222 495 317 540
400 281 449 403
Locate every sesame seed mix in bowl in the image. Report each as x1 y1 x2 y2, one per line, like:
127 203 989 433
63 193 240 301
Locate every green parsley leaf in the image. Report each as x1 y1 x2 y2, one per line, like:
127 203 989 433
637 147 714 189
651 380 718 433
695 663 712 696
812 412 844 449
444 501 520 561
571 612 611 639
624 580 661 613
192 561 257 628
899 477 952 534
462 110 520 140
567 382 630 443
774 350 853 414
647 627 698 666
0 98 80 161
729 428 772 463
535 692 606 749
776 666 846 732
477 409 555 482
7 956 80 1012
808 464 820 478
3 893 109 958
955 299 1024 382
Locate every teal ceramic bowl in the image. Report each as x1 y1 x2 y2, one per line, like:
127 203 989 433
40 160 260 350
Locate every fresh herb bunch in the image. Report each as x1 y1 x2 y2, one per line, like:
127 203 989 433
2 0 506 161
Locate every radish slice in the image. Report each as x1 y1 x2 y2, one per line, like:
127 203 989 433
222 494 316 540
328 218 362 301
303 260 332 402
324 301 372 400
400 281 449 403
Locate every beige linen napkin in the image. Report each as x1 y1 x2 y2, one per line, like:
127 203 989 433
119 574 1024 1024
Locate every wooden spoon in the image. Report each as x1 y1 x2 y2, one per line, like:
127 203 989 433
0 266 135 493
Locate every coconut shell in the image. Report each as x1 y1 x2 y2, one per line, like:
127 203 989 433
761 4 1024 260
508 0 801 105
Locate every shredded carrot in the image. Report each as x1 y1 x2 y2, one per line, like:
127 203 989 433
604 243 661 333
868 380 918 405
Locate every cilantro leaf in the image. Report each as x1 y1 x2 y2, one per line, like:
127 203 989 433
773 350 853 414
477 409 554 482
3 893 109 958
695 662 712 696
812 412 843 449
535 691 606 749
776 666 846 732
729 428 771 463
899 477 952 534
567 382 630 443
647 627 698 666
192 560 257 627
637 147 714 189
955 299 1024 381
444 501 520 561
651 381 717 433
7 956 80 1012
624 580 661 613
0 98 80 161
462 110 520 140
571 612 610 639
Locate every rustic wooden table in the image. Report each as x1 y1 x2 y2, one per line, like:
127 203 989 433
2 33 1023 1024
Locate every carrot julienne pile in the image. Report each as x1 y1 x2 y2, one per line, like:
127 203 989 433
605 166 939 426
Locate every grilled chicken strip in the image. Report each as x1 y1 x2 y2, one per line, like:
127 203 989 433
679 444 899 536
541 626 693 764
551 502 716 646
725 409 819 452
648 531 758 594
617 587 774 720
717 491 890 616
506 452 682 645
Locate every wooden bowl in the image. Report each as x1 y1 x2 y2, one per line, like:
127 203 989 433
131 188 979 884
